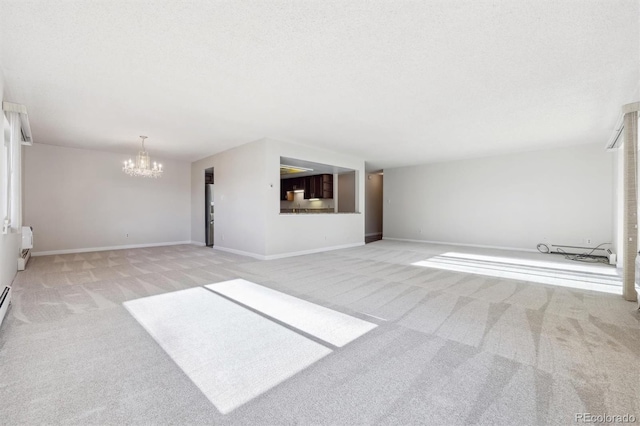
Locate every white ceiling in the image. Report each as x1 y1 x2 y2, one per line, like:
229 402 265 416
1 1 638 170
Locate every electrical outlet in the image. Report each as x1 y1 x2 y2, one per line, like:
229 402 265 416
419 229 422 234
586 238 592 245
126 233 129 238
221 234 225 241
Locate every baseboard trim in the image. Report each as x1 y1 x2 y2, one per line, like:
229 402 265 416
211 246 266 260
264 242 365 260
32 241 193 257
381 237 539 253
190 241 207 247
365 232 383 237
212 242 366 261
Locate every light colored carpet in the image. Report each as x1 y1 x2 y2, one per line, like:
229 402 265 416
206 278 376 347
412 252 621 294
124 287 330 414
0 241 638 424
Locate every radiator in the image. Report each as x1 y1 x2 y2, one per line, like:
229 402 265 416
18 249 31 271
550 244 616 265
0 286 11 329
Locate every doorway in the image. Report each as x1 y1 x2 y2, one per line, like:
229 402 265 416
205 168 214 247
365 171 383 243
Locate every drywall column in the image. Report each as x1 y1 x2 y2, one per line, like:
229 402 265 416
623 101 639 302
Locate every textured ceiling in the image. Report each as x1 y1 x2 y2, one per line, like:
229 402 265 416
1 1 638 169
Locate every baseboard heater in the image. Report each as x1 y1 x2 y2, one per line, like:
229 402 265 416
0 286 11 329
550 244 616 265
18 249 31 271
18 226 33 271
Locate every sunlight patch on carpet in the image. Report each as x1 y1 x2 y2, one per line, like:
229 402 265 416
124 287 331 414
206 279 377 347
412 255 621 295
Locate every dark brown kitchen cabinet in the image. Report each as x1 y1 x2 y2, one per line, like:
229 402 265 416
280 181 287 200
291 178 305 191
304 176 315 199
280 179 289 200
304 174 333 199
281 175 333 200
321 174 333 199
280 177 306 200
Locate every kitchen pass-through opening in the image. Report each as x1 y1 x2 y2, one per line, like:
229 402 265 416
279 157 358 214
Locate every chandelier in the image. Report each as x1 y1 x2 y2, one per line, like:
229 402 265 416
122 136 163 178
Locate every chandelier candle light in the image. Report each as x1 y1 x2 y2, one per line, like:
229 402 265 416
123 136 163 178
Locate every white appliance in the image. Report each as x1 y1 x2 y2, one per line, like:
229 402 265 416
18 226 32 271
21 226 33 249
0 286 11 329
550 244 616 265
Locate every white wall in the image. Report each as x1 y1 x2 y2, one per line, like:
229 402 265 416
265 138 365 257
191 139 268 255
337 172 356 213
191 138 366 259
384 143 613 251
24 143 191 253
0 72 22 288
365 173 383 235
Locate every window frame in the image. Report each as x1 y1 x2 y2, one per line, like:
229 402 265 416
1 113 11 234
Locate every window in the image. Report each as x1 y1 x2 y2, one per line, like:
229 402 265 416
1 109 22 234
1 113 11 233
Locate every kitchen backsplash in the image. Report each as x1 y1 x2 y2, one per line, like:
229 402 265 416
280 191 334 210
